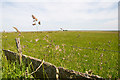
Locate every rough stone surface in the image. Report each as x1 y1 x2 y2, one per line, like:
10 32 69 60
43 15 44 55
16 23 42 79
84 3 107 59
3 49 105 80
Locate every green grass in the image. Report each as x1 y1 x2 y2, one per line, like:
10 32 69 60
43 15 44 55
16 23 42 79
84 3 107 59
2 31 118 78
2 54 34 79
0 32 2 79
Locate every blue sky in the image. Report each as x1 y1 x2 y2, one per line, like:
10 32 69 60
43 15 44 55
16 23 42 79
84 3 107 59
0 0 119 32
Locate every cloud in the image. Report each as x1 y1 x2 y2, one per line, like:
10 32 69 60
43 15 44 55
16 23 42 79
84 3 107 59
1 1 118 32
103 19 118 29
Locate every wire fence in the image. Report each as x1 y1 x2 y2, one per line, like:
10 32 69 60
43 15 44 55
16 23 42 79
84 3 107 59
2 32 119 78
24 40 119 53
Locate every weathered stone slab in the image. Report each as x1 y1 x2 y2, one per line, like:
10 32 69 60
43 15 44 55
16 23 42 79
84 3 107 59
2 49 105 80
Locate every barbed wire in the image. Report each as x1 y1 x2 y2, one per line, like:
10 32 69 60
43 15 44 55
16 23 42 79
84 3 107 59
24 41 119 53
71 46 119 53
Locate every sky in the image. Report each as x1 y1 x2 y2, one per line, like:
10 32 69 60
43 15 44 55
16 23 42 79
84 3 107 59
0 0 119 32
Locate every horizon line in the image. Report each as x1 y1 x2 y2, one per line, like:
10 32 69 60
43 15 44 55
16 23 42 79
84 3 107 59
0 29 119 32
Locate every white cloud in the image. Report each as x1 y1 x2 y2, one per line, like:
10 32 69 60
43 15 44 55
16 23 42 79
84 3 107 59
1 1 118 32
35 2 117 21
103 19 118 29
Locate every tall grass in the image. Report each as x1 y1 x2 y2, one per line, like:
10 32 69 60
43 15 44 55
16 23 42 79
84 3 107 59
2 31 118 78
2 54 34 79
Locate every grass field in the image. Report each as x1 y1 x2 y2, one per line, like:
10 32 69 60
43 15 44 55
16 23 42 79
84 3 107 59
0 33 2 79
2 31 118 78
